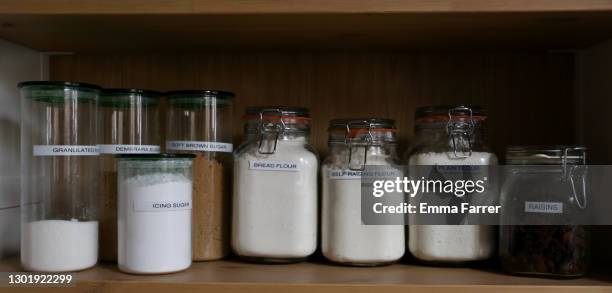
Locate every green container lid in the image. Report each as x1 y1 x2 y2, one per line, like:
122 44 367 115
166 90 235 108
18 81 101 103
100 88 161 107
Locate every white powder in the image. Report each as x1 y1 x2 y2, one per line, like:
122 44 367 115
408 151 497 263
232 136 318 260
322 147 405 265
21 220 98 272
118 173 192 274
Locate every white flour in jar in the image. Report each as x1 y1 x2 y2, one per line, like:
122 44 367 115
118 173 192 274
408 152 497 262
232 136 318 259
322 148 405 265
21 219 98 272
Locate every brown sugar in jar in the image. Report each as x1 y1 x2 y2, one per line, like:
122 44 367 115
165 90 235 261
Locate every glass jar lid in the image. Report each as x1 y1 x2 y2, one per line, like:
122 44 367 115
328 118 396 144
18 81 101 103
244 106 310 130
100 88 161 107
415 105 486 123
166 90 235 107
506 146 587 165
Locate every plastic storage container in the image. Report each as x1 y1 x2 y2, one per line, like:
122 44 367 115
406 105 497 264
499 146 589 278
98 88 161 262
117 154 194 274
321 118 405 266
166 90 234 261
232 106 318 262
19 81 101 272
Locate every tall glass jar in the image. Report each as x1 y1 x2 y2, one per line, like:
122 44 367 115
19 81 101 272
166 90 234 261
232 106 318 262
499 146 589 278
322 118 405 266
117 154 194 274
406 105 497 264
98 88 161 262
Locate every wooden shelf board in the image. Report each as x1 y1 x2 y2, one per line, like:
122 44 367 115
0 1 612 51
2 0 612 14
1 258 611 292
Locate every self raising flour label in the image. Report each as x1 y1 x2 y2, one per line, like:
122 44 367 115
133 199 192 212
329 169 362 180
248 160 300 172
525 201 563 214
33 145 99 156
166 140 233 153
98 144 160 154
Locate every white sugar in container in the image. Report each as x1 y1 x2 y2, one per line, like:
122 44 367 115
117 154 194 274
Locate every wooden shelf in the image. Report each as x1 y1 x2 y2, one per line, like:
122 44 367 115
1 257 611 292
1 1 612 52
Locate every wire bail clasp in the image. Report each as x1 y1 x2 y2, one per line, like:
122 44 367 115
257 108 286 155
563 147 588 209
346 120 374 171
447 106 475 158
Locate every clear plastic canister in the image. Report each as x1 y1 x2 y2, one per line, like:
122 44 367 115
98 88 161 262
19 81 101 272
117 154 194 274
165 90 234 261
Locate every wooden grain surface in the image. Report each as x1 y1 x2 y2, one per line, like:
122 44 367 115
1 12 612 52
48 52 576 157
1 0 612 14
0 258 610 293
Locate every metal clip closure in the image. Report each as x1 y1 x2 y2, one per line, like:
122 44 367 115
346 120 374 171
563 147 587 209
447 106 475 158
257 109 286 154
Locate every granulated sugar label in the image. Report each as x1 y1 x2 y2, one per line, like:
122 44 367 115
248 160 300 172
329 169 362 179
98 144 160 154
33 145 99 156
133 199 192 212
166 140 233 153
525 201 563 214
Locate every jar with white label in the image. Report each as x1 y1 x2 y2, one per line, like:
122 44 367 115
406 105 497 264
322 118 405 266
19 81 101 272
117 154 194 274
232 106 318 262
499 146 589 278
166 90 234 261
98 88 161 262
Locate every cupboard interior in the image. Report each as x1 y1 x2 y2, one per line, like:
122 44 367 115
48 51 611 268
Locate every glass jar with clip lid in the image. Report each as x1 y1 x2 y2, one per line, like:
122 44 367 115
232 106 318 262
499 146 589 278
406 105 498 264
321 118 405 265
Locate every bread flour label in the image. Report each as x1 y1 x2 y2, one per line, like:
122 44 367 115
249 160 300 172
525 201 563 214
33 145 99 156
166 140 233 153
98 144 160 154
329 169 362 179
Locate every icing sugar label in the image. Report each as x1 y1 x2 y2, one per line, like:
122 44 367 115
33 145 99 156
525 201 563 214
98 144 160 154
249 160 300 172
133 199 192 212
166 140 233 153
329 169 363 180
